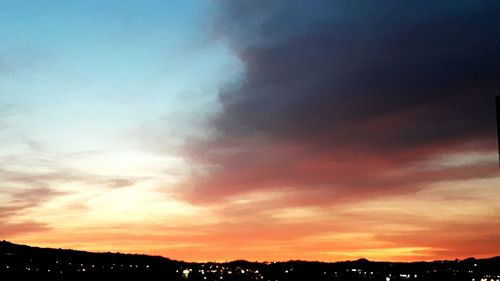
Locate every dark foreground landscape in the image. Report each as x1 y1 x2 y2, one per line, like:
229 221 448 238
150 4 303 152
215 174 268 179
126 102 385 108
1 240 499 281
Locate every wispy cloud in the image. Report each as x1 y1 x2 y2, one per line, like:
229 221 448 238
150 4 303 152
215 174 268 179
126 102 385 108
0 221 51 236
0 187 59 236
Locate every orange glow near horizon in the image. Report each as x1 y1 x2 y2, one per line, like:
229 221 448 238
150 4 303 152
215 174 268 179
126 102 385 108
3 160 500 262
2 1 500 264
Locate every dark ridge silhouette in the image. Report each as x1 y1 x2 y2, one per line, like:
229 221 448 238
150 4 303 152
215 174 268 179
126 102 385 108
1 240 500 281
0 240 180 280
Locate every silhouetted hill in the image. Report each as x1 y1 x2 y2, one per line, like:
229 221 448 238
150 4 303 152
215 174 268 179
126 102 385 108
0 240 179 280
1 240 499 281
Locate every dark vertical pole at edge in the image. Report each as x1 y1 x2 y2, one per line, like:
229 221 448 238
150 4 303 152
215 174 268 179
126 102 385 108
497 95 500 167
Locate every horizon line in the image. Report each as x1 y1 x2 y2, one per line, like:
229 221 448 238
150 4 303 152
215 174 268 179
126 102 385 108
2 240 497 265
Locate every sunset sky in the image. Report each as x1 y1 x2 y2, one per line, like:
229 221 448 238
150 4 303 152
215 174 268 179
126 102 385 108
1 1 500 262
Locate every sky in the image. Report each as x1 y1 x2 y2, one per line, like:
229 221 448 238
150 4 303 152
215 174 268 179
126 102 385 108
1 0 500 262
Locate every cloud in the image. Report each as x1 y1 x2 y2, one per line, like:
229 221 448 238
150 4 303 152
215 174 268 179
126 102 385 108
0 140 141 190
182 1 500 204
0 186 62 216
0 187 58 236
375 220 500 259
8 186 63 206
0 221 51 236
213 1 500 149
0 166 138 190
0 146 139 238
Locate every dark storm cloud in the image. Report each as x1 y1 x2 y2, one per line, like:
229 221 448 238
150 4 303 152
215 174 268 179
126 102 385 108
213 0 500 152
183 1 500 203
